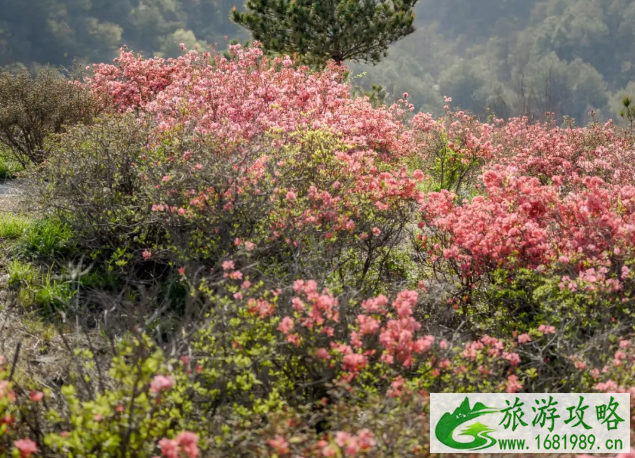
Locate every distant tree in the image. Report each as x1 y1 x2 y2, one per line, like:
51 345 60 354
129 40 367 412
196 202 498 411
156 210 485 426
352 81 387 108
231 0 419 66
620 96 635 133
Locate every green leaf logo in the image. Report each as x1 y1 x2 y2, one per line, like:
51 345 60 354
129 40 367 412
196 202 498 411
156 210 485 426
435 397 500 450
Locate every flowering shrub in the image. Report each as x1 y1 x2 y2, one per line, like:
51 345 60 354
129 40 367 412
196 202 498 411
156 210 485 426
141 127 423 292
1 278 635 457
419 165 635 300
87 43 414 159
488 116 635 188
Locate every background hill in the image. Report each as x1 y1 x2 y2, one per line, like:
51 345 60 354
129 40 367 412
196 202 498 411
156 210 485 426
2 0 635 122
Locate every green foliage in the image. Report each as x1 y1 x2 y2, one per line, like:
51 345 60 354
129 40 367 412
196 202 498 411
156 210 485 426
19 218 73 259
0 214 30 240
232 0 419 66
476 268 635 338
351 75 388 108
0 153 23 179
42 337 193 458
427 136 481 195
33 114 159 255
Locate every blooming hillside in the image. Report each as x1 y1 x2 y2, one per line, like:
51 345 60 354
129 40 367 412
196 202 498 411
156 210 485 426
0 43 634 458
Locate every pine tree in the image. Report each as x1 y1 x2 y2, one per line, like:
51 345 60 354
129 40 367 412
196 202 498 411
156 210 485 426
231 0 419 66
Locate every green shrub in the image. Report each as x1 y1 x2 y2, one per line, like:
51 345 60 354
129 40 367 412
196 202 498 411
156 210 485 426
33 114 157 256
0 67 97 166
475 268 635 338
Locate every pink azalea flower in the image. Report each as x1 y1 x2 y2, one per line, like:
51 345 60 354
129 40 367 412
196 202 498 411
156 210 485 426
316 348 330 360
176 432 199 458
159 438 179 458
14 439 37 458
277 317 294 334
517 333 532 344
150 375 176 394
269 435 289 455
505 375 523 393
538 324 556 335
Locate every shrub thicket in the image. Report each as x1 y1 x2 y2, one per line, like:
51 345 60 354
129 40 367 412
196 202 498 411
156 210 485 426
0 67 96 166
2 44 635 458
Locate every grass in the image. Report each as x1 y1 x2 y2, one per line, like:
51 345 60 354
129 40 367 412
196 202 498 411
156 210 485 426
8 259 76 311
3 216 76 312
35 270 76 312
19 217 74 258
0 154 24 179
8 259 37 289
0 214 31 239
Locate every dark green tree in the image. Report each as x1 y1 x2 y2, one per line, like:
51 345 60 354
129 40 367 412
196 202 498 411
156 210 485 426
620 95 635 133
231 0 419 66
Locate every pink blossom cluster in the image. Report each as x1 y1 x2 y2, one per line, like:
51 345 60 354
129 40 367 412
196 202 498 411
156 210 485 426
150 375 176 394
14 439 37 458
320 429 376 457
87 43 414 157
373 291 435 368
420 168 635 290
272 284 533 390
489 117 635 187
159 431 199 458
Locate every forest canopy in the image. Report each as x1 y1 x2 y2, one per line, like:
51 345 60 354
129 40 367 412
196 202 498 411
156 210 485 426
2 0 635 122
352 0 635 123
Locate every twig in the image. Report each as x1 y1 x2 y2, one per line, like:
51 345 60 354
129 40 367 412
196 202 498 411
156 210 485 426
9 340 21 381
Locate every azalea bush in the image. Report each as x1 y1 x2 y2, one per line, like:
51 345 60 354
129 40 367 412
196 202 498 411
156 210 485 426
143 127 423 292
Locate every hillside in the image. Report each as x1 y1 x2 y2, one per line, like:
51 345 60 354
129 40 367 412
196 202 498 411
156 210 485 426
2 0 635 122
